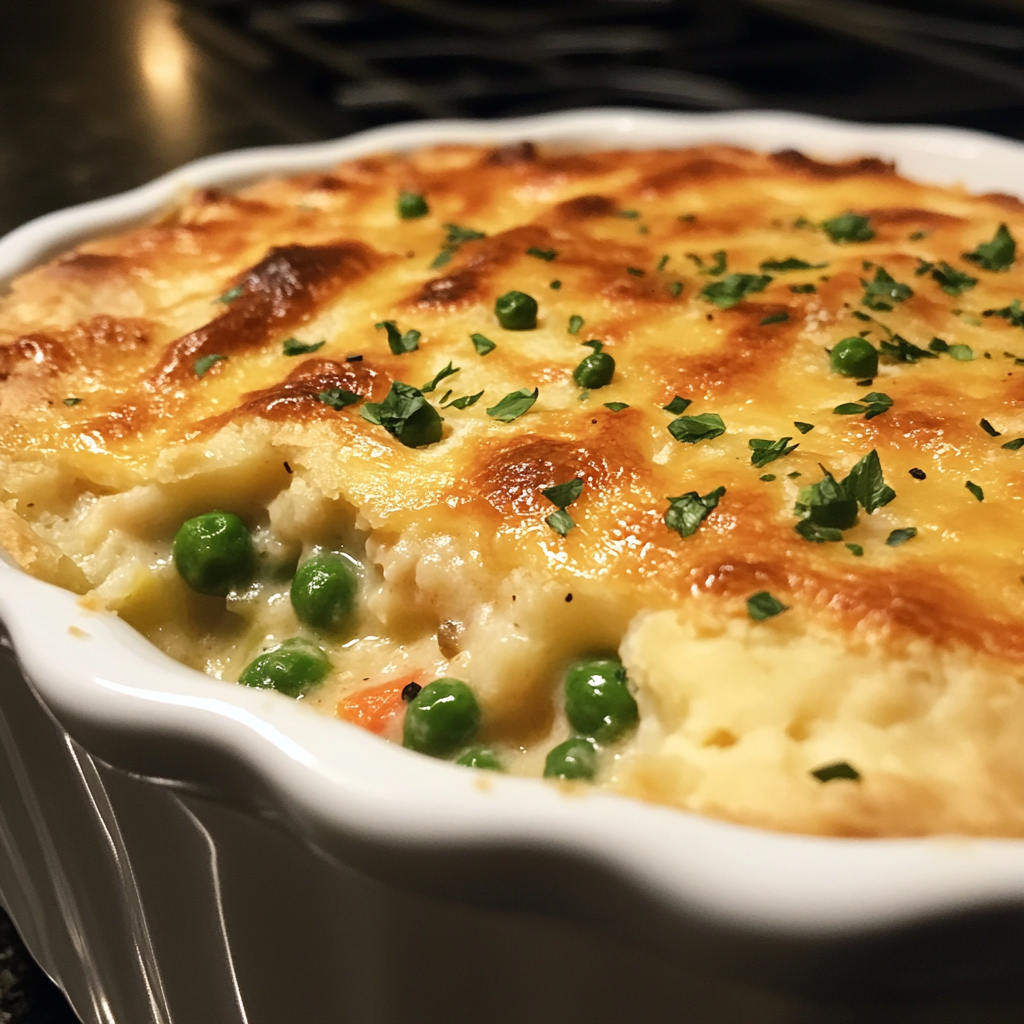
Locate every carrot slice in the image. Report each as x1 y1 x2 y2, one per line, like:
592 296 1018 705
336 674 419 734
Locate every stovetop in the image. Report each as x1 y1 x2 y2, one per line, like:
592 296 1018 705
177 0 1024 132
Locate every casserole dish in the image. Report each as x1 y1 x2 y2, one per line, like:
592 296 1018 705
0 109 1022 1023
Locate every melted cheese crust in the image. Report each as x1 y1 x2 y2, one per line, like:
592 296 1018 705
2 142 1024 837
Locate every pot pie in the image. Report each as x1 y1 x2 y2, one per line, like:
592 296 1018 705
2 140 1024 838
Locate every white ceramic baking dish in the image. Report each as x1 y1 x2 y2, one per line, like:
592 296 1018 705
0 109 1023 1024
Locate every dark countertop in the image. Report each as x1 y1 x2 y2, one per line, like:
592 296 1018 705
0 0 330 238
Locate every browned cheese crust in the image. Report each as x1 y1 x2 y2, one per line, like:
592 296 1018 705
2 142 1024 838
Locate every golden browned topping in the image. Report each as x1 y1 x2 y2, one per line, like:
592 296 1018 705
3 142 1024 837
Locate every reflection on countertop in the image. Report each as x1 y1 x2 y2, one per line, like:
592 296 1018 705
0 0 335 237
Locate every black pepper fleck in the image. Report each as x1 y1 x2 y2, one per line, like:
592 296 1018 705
283 461 293 474
856 378 874 387
706 314 714 321
565 593 573 603
401 682 422 703
909 467 926 480
346 354 363 362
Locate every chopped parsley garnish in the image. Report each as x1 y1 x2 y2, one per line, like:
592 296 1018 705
543 478 584 509
626 266 644 277
618 209 640 220
788 471 802 479
420 362 459 393
678 213 697 223
376 320 420 354
886 527 917 547
431 222 486 268
700 273 772 309
486 387 538 422
604 402 629 412
793 451 894 541
527 246 557 261
1002 437 1024 450
216 285 244 304
63 397 81 406
930 261 977 296
760 311 789 326
283 338 325 356
880 335 936 363
749 436 798 469
669 281 683 297
759 257 827 272
790 283 816 294
542 478 584 536
983 299 1024 328
909 230 927 241
667 412 726 444
794 421 814 434
360 381 442 448
470 332 496 355
794 520 843 543
851 310 872 322
861 266 913 311
444 391 484 410
963 223 1016 272
663 395 692 415
439 390 452 405
846 543 864 557
822 212 874 244
687 250 727 276
747 591 788 621
812 761 860 783
980 418 1001 437
444 223 486 245
568 314 584 335
760 474 776 482
317 388 360 410
833 391 893 420
656 255 669 271
664 486 725 538
844 449 896 513
929 336 973 360
397 191 429 219
550 280 561 289
795 468 858 531
194 353 227 377
966 480 985 502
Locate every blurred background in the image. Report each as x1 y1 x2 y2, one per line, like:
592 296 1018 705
1 0 1024 1019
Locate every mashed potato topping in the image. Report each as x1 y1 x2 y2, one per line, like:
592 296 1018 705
2 141 1024 836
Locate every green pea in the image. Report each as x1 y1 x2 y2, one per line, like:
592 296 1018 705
403 678 481 758
290 554 358 632
564 658 638 742
543 737 598 781
495 290 538 330
238 638 330 697
572 352 615 389
173 511 255 596
830 337 878 378
397 191 428 219
456 746 504 772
